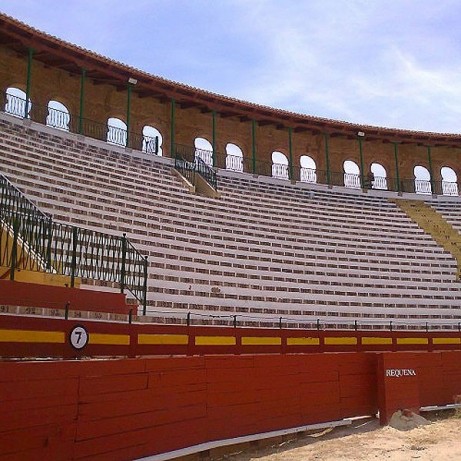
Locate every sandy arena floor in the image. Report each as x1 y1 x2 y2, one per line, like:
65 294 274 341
226 415 461 461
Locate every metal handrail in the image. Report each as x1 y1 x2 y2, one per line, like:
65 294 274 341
175 144 218 190
3 93 159 155
0 173 148 312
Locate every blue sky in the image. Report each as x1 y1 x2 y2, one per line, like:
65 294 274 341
2 0 461 134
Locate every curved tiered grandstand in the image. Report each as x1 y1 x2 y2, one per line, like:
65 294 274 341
1 12 461 461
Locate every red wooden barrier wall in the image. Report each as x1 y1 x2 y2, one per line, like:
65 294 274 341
1 352 460 461
0 353 377 461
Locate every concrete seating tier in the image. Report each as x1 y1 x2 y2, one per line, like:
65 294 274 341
1 114 460 328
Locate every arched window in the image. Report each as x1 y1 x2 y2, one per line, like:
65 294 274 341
46 100 70 131
272 151 289 180
370 162 388 190
414 165 432 194
226 143 243 172
195 137 213 166
343 160 360 189
107 117 127 147
300 155 317 183
441 166 458 196
142 125 162 155
5 87 31 118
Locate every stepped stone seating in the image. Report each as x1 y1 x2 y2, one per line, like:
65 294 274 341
1 113 461 328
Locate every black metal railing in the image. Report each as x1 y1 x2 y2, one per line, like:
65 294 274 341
175 144 218 190
3 93 159 155
0 173 148 312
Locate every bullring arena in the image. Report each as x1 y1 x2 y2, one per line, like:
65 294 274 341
0 12 461 461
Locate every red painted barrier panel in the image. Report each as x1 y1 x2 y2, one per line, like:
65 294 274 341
0 353 377 460
0 280 131 314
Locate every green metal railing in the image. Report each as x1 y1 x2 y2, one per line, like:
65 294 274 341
0 173 148 313
3 93 159 155
175 144 218 190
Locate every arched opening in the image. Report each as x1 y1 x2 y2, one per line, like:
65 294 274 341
441 166 458 196
343 160 360 189
107 117 127 147
5 87 31 118
142 125 162 155
414 165 432 194
300 155 317 183
226 143 243 172
370 162 388 190
272 151 289 180
46 100 70 131
194 137 213 166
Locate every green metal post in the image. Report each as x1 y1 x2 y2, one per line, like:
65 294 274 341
142 256 148 315
324 133 331 186
126 83 132 148
10 218 20 281
393 142 401 193
24 47 34 119
212 110 217 167
120 233 127 294
252 119 257 174
427 146 435 194
70 226 78 288
170 98 176 158
358 135 365 189
46 216 53 271
288 127 294 180
78 68 86 134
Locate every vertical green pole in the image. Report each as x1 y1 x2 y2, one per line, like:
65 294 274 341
126 83 132 147
212 110 217 167
251 119 257 174
427 145 435 194
120 233 127 294
324 133 331 186
70 227 78 288
24 47 34 119
142 256 148 315
393 142 401 193
358 135 365 189
78 68 86 134
288 127 294 180
170 98 176 158
10 218 20 281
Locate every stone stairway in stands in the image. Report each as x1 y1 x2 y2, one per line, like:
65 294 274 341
393 199 461 278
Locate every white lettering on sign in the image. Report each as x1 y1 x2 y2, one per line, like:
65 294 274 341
385 368 417 378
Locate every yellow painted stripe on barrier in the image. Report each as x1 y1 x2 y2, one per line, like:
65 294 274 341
242 336 282 346
361 337 393 345
89 333 130 346
396 337 428 345
138 334 189 345
432 337 461 345
0 329 65 343
324 337 358 346
287 337 320 346
195 336 237 346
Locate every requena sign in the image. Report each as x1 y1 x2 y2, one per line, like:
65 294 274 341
385 369 417 377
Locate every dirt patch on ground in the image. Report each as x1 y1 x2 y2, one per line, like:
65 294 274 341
223 415 461 461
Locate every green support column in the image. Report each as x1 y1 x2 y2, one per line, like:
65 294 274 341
170 98 176 158
78 68 86 134
427 146 435 194
252 119 257 174
24 47 34 119
288 127 294 180
393 142 401 193
126 83 133 148
323 133 331 186
358 134 365 189
212 110 217 167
